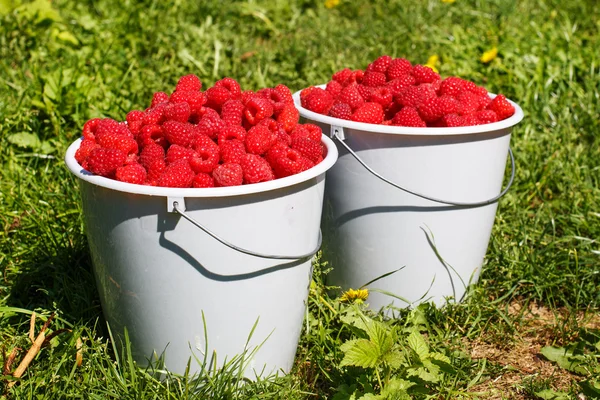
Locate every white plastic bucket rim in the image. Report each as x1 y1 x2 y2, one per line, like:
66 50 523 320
292 84 524 135
65 135 338 198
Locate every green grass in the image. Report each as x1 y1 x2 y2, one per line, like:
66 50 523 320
1 0 599 398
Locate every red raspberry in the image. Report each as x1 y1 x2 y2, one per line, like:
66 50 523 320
351 102 384 124
127 120 144 137
412 64 441 84
138 124 165 148
240 154 275 184
126 110 144 125
369 87 393 109
244 96 274 126
438 95 461 115
170 90 206 115
157 159 195 188
259 118 291 146
362 72 387 87
276 103 299 133
329 102 352 120
486 94 515 120
143 104 167 126
140 143 166 182
476 109 499 124
462 113 481 126
205 86 232 112
385 75 417 96
386 58 413 80
457 91 480 115
241 90 256 105
245 125 277 155
291 138 323 163
166 144 196 164
357 85 374 102
332 68 353 85
151 92 169 108
163 121 196 147
303 87 334 114
175 74 202 92
300 86 316 103
192 173 216 188
384 102 403 121
75 138 100 164
270 148 313 178
392 106 426 127
212 163 243 187
290 124 322 143
164 102 191 123
214 77 242 100
115 163 147 185
394 86 423 108
218 124 247 144
418 96 444 123
369 55 392 74
97 133 138 156
190 134 220 173
219 139 247 164
338 84 365 111
195 115 225 140
96 118 132 139
264 141 289 166
82 118 101 140
87 148 127 177
257 88 286 117
326 80 343 98
463 81 489 96
220 99 245 125
274 84 294 104
439 77 465 97
350 70 365 85
441 114 466 127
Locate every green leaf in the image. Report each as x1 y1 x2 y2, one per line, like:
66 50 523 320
381 347 404 369
540 346 588 374
381 378 413 400
15 0 61 23
0 0 20 15
57 30 79 46
358 394 380 400
534 389 571 399
428 352 451 364
407 331 429 360
7 132 41 149
340 339 381 369
407 365 439 383
580 379 600 397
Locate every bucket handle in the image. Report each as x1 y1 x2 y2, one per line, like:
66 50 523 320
330 125 515 207
170 200 322 260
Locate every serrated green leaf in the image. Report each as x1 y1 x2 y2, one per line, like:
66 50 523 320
534 389 570 399
407 331 429 360
340 339 381 368
382 347 404 369
381 378 413 400
7 132 41 149
407 366 439 383
428 352 451 364
407 306 428 328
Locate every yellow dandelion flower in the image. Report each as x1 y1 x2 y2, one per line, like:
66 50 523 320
340 288 369 303
441 0 456 3
325 0 340 9
480 47 498 63
425 55 439 73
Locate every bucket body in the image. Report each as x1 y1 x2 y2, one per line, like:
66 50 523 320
65 136 338 377
294 89 523 310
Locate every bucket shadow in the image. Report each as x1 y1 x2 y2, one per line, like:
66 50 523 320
333 205 469 227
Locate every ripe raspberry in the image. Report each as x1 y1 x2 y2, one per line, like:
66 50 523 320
95 118 132 139
220 99 245 125
417 96 444 123
157 159 195 188
115 163 147 185
392 106 426 127
441 114 466 127
303 87 334 114
82 118 101 140
215 77 242 100
369 55 392 74
138 124 165 148
291 138 323 163
127 120 144 137
175 74 202 92
270 148 313 178
276 103 299 133
164 102 191 123
166 144 196 164
332 68 353 85
486 94 515 120
192 173 215 188
351 102 384 124
205 86 232 111
212 163 243 187
219 139 247 164
87 148 127 177
218 124 247 144
75 138 100 164
477 94 492 110
97 133 138 155
290 124 322 143
325 80 343 98
385 75 417 96
264 141 289 166
241 154 275 184
357 85 374 102
439 77 465 97
195 115 225 140
386 58 413 80
394 86 422 108
362 72 387 87
338 84 365 110
140 143 166 182
274 84 294 104
245 125 277 155
412 64 441 84
190 134 220 173
328 102 352 120
170 90 206 115
300 87 316 103
350 70 365 85
143 104 167 126
457 91 480 115
244 96 274 126
257 88 286 115
438 95 460 115
151 92 169 108
369 87 393 109
476 109 499 124
163 121 196 147
462 113 481 126
241 90 256 105
126 110 144 125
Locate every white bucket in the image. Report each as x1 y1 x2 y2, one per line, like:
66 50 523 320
65 136 338 377
293 87 523 310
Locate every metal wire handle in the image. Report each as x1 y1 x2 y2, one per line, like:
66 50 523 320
332 127 515 208
172 201 322 260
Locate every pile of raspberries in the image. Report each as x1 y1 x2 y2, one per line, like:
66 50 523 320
75 76 325 188
300 55 515 127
